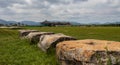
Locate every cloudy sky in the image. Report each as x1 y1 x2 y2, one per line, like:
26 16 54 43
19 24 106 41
0 0 120 23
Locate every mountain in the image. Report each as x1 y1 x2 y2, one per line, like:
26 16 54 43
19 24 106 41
0 19 9 25
20 21 40 26
0 19 17 25
0 18 119 26
7 21 17 24
70 22 81 25
0 19 41 26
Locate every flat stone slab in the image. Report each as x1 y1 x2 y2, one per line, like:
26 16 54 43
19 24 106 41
56 39 120 65
26 32 54 44
18 30 39 38
38 33 76 52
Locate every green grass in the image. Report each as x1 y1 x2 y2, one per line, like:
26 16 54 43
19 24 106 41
0 26 120 65
0 29 58 65
25 26 120 41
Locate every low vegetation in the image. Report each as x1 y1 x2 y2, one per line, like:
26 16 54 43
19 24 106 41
0 26 120 65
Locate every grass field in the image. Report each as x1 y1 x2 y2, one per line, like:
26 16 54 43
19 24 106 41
0 26 120 65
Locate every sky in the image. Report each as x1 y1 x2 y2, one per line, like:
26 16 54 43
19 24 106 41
0 0 120 23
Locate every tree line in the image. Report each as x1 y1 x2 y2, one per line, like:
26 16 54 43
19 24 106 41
41 20 71 26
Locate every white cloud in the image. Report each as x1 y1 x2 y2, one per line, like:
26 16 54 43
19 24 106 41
25 0 33 5
0 0 120 23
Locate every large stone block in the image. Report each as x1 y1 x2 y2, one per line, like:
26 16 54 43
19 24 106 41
56 39 120 65
26 32 54 44
38 33 76 52
18 30 39 38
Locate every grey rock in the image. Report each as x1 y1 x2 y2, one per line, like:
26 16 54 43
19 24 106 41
38 33 76 52
18 30 39 38
56 39 120 65
26 32 54 44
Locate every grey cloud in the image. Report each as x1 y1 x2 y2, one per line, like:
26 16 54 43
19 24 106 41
0 0 120 23
45 0 60 3
73 0 88 3
0 0 25 8
42 0 88 5
0 8 15 15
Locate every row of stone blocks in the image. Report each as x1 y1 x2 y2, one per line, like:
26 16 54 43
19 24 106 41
19 30 120 65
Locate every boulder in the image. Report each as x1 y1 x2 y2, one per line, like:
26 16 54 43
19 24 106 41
26 32 54 44
38 33 76 52
56 39 120 65
18 30 39 38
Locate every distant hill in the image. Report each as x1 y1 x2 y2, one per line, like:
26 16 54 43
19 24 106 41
0 18 120 26
21 21 40 26
0 19 41 26
0 19 17 25
70 22 81 25
7 21 17 24
0 19 10 25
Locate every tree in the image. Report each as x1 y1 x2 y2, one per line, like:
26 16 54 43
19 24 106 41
0 24 4 26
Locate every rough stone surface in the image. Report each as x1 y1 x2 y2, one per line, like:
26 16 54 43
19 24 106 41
56 39 120 65
26 32 54 44
18 30 39 38
38 33 76 52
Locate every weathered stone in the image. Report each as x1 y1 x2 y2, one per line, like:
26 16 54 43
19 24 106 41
26 32 54 44
38 33 76 52
56 39 120 65
18 30 39 38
